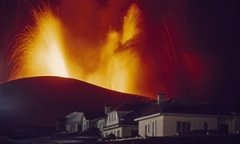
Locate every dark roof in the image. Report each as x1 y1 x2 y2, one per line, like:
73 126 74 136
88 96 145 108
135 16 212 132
83 112 106 120
119 99 240 124
136 99 239 118
107 101 152 125
99 100 148 126
117 101 153 125
104 99 240 126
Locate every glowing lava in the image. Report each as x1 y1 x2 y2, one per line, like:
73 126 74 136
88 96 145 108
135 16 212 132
10 9 68 79
121 4 141 44
85 3 142 94
10 4 144 96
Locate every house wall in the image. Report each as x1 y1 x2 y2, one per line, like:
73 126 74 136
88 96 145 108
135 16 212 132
137 115 222 137
97 118 106 130
82 118 89 131
66 122 80 133
106 111 130 127
163 115 218 136
106 111 119 126
218 117 240 134
138 116 164 137
233 118 240 134
103 109 137 138
65 112 83 133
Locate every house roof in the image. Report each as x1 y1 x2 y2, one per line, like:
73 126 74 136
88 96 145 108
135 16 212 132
106 101 151 125
117 99 240 123
116 101 153 125
104 99 240 127
133 99 240 121
65 111 83 118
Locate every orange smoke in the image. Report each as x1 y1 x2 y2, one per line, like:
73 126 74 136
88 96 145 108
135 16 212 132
10 4 145 96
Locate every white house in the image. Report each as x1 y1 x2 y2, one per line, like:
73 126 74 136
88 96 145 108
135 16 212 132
56 94 240 138
96 116 107 131
134 96 240 137
102 103 142 138
65 112 84 133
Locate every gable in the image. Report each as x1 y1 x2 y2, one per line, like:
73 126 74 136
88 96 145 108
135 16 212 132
65 112 84 123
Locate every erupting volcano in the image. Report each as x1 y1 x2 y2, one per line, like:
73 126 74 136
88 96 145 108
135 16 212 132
9 3 146 96
2 0 225 99
0 0 239 140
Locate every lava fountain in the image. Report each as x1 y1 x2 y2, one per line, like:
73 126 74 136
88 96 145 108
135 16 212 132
83 3 142 94
10 8 69 79
9 4 145 96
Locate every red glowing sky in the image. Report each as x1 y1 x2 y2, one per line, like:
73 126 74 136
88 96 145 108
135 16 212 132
0 0 239 103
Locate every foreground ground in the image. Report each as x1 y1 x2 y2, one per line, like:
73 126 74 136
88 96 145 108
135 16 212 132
1 135 240 144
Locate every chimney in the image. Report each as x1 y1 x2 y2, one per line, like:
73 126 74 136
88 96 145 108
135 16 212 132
104 106 111 114
157 93 166 104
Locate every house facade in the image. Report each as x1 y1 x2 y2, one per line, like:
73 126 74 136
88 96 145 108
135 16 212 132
65 112 84 133
102 104 140 138
56 95 240 138
135 113 240 137
134 98 240 137
96 117 107 130
82 115 93 131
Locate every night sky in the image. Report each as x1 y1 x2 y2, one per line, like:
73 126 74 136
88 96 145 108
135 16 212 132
0 0 240 107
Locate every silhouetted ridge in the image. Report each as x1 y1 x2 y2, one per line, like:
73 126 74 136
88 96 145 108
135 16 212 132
0 76 148 130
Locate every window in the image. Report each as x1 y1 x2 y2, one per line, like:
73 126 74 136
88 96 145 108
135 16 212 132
117 130 120 137
182 122 186 134
176 121 181 133
109 114 112 122
152 122 155 136
186 122 191 133
155 121 157 136
148 124 150 133
204 122 208 130
145 125 147 136
176 121 191 135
